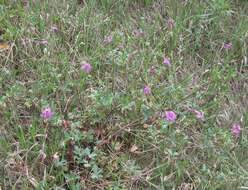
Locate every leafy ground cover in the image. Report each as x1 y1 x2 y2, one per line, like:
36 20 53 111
0 0 248 189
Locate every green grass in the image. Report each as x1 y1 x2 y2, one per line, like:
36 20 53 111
0 0 248 189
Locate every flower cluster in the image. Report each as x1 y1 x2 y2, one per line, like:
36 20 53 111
81 62 92 73
41 107 54 120
231 123 241 138
39 28 240 141
143 85 151 95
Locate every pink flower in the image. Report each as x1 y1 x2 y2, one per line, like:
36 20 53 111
192 109 204 121
143 85 151 95
223 42 232 50
163 57 171 66
81 62 92 73
165 111 177 122
231 123 241 137
167 18 175 30
103 35 113 45
41 107 54 120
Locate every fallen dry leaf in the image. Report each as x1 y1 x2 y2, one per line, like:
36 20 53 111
0 41 9 49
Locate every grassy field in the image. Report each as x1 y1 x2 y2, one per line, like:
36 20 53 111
0 0 248 189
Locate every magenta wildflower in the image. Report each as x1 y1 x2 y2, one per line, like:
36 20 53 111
165 111 177 122
231 123 241 138
167 17 175 30
103 35 113 45
192 109 204 121
163 57 171 66
143 85 151 95
41 107 54 120
81 62 92 73
223 42 232 50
